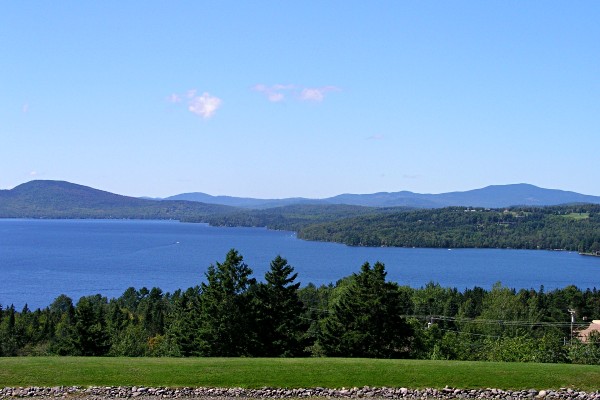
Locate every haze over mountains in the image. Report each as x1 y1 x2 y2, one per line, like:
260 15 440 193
165 183 600 209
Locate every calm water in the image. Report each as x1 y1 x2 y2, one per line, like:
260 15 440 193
1 219 599 309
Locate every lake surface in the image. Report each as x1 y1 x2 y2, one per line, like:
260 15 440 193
1 219 599 309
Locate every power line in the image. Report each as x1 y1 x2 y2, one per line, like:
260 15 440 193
304 308 590 329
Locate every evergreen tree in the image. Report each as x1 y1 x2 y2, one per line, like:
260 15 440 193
319 262 413 358
141 287 167 337
0 305 18 356
254 256 308 356
198 249 257 356
48 295 78 355
74 295 110 356
107 299 129 337
166 287 201 356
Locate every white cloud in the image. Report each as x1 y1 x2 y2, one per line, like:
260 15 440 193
188 92 222 119
168 90 222 119
22 103 30 113
253 84 295 102
299 86 339 102
300 88 325 102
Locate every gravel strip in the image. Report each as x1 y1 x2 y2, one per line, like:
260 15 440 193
2 387 600 400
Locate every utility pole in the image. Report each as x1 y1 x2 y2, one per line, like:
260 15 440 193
569 309 576 343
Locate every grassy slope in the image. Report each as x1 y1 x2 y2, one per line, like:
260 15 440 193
1 358 600 390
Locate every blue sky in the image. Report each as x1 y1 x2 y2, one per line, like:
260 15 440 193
2 2 599 198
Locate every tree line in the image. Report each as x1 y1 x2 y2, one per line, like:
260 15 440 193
298 205 600 253
1 249 600 363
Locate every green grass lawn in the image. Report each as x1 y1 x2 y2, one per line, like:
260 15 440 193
1 358 600 391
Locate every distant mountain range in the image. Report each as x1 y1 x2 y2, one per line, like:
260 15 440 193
166 183 600 209
3 180 599 254
2 181 600 220
165 192 322 209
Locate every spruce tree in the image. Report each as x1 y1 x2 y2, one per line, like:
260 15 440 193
254 255 308 356
198 249 256 356
48 296 78 355
74 295 110 356
166 287 201 356
319 261 413 358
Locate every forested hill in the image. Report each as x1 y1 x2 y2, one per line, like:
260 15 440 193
0 180 234 219
297 204 600 253
199 203 403 231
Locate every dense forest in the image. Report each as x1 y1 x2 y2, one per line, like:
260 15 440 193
297 204 600 254
197 204 397 231
2 250 600 363
203 204 600 253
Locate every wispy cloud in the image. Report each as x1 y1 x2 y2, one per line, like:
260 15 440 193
253 84 339 103
267 92 285 102
299 86 340 102
22 103 30 113
167 90 222 119
253 84 295 102
402 174 421 179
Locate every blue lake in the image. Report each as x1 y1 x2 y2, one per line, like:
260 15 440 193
1 219 599 309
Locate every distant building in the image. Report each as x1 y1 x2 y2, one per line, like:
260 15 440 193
578 320 600 342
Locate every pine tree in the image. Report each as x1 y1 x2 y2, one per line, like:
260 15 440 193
74 295 110 356
48 296 78 355
198 249 257 356
254 256 308 356
166 287 201 356
319 262 413 358
140 287 167 337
